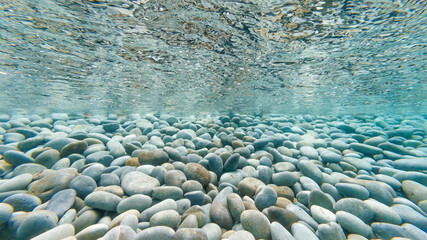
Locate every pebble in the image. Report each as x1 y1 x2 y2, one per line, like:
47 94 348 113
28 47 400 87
364 198 401 225
316 222 346 240
135 226 175 240
227 193 245 222
31 223 75 240
0 173 32 192
164 170 187 188
75 223 109 240
99 225 136 240
240 209 271 240
291 222 319 240
16 210 58 240
335 183 370 200
255 186 277 210
228 230 256 240
140 199 177 222
270 221 295 240
45 189 76 217
121 171 160 196
310 205 336 223
117 194 152 214
2 193 41 212
0 203 13 225
210 187 234 229
336 211 371 237
174 228 208 240
138 150 169 166
298 160 323 185
68 175 97 199
84 191 122 212
3 150 34 167
272 172 297 186
334 198 374 222
402 180 427 204
183 163 211 186
268 206 298 231
150 209 180 228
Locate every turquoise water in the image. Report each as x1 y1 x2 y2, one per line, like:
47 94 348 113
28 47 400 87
0 0 426 115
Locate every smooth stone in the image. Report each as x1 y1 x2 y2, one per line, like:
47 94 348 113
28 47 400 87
238 177 265 198
152 186 183 200
86 151 111 164
164 170 187 188
227 193 245 222
336 211 371 237
81 163 105 181
99 173 120 186
268 206 298 231
3 150 34 167
220 171 244 187
224 153 240 172
291 222 319 240
31 223 75 240
391 204 427 231
274 162 296 172
316 222 346 240
174 228 208 240
240 209 271 240
51 157 71 170
138 150 169 166
335 198 374 223
300 146 319 159
342 157 372 171
0 173 32 192
58 209 77 225
179 214 198 228
72 210 100 233
364 198 401 225
181 205 207 228
298 160 323 185
4 132 25 143
255 186 277 210
402 180 427 204
60 141 88 158
320 150 342 163
371 222 427 240
121 171 160 196
69 175 97 199
99 225 136 240
335 183 370 200
135 226 175 240
84 191 121 212
116 194 151 214
257 165 273 184
103 122 120 132
75 223 109 240
0 203 13 225
393 158 427 171
286 204 318 230
375 174 402 190
45 189 76 218
16 210 58 240
228 230 256 240
2 193 41 212
272 172 297 187
183 163 211 186
310 205 336 223
201 223 222 240
206 154 223 176
270 221 295 240
109 210 140 229
44 138 76 152
272 186 295 202
150 209 180 229
350 143 383 155
140 199 177 222
17 137 44 152
393 171 427 186
12 163 46 176
210 187 234 229
181 180 203 193
184 191 205 206
308 189 334 211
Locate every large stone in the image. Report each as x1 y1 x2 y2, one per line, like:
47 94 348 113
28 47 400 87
60 140 88 158
210 187 233 229
391 204 427 232
121 171 160 196
85 191 122 212
138 150 169 166
2 193 41 212
402 180 427 204
45 189 76 218
267 206 298 231
117 194 152 214
298 160 323 185
16 210 58 240
238 177 265 198
334 198 374 223
150 210 180 229
270 221 295 240
316 222 346 240
364 199 401 225
0 203 13 225
68 175 97 199
183 163 210 186
336 211 371 237
241 209 271 240
0 173 32 192
3 150 34 167
291 222 319 240
255 186 277 210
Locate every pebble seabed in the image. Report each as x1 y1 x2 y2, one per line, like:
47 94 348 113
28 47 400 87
0 112 426 240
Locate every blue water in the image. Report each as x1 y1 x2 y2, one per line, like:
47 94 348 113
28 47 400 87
0 0 426 115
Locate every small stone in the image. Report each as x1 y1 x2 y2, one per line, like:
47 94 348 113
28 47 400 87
316 222 346 240
228 230 256 240
320 150 342 163
85 191 122 211
150 209 180 229
391 204 427 232
272 172 297 187
140 199 177 222
211 187 234 229
240 209 271 240
402 180 427 204
183 163 211 186
298 160 323 185
99 225 136 240
0 203 13 225
336 183 370 200
179 214 198 228
117 194 152 214
350 143 383 155
334 198 374 223
308 189 334 211
60 141 88 158
72 210 100 233
270 221 295 240
45 189 76 218
152 186 183 201
75 224 109 240
227 193 245 222
182 205 207 228
255 186 277 210
69 175 97 199
238 177 265 198
364 199 401 225
164 170 187 188
184 191 205 206
310 205 336 224
224 153 240 172
268 206 298 231
121 171 160 196
336 211 371 237
291 222 319 240
174 228 208 240
300 146 319 159
3 150 34 167
12 163 46 176
181 180 203 193
16 210 58 240
0 173 32 192
286 204 318 230
201 223 222 240
138 150 169 166
135 226 175 240
2 193 41 212
206 153 223 176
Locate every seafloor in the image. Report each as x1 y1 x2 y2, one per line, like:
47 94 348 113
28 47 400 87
0 112 426 240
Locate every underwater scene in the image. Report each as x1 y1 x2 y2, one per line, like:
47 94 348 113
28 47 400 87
0 0 426 239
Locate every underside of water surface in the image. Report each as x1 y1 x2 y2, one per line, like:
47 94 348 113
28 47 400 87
0 0 426 116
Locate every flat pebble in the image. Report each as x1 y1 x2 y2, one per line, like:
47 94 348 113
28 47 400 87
121 171 160 196
84 191 121 211
240 209 271 240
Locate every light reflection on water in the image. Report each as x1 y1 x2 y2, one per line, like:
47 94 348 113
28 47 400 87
0 0 426 115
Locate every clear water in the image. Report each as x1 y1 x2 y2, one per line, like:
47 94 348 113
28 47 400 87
0 0 426 116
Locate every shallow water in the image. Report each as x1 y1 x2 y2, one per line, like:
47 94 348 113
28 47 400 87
1 0 426 115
